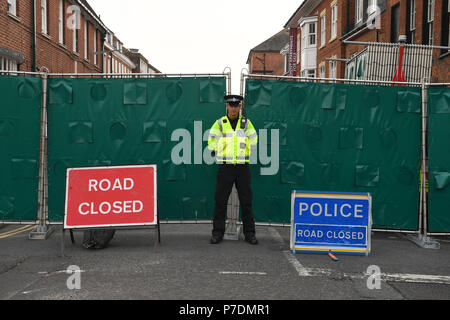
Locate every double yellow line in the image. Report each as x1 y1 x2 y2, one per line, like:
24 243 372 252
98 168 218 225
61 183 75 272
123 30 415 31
0 225 35 239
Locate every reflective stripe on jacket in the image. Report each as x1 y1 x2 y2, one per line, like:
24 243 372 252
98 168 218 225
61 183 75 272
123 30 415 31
208 116 258 164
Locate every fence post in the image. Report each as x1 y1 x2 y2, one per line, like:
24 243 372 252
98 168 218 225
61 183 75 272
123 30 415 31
29 72 54 240
224 186 241 240
406 77 439 249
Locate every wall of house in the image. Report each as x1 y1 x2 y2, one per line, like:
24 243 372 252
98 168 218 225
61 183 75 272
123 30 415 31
0 0 103 73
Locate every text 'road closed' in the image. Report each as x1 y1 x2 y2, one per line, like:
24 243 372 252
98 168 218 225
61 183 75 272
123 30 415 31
65 165 157 229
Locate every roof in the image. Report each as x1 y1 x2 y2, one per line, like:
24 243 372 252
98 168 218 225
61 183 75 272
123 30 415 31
246 29 290 64
77 0 107 32
284 0 321 28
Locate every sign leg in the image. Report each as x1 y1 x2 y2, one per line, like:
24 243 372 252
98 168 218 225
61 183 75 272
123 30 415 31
157 212 161 244
70 230 75 244
61 228 65 258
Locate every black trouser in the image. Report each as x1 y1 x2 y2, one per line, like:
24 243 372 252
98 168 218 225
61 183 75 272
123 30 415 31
212 164 255 238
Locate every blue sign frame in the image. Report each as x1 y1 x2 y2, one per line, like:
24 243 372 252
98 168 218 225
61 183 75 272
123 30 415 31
290 191 372 256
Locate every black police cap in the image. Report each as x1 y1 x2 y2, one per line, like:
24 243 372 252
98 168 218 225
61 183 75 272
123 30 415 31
224 95 244 104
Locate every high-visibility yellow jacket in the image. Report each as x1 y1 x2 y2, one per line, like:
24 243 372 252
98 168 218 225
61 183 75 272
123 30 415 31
208 116 258 164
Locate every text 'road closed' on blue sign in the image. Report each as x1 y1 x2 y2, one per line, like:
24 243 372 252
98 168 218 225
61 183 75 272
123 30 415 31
290 191 372 256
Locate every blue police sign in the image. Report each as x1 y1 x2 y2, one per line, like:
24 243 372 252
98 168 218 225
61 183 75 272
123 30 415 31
290 191 372 256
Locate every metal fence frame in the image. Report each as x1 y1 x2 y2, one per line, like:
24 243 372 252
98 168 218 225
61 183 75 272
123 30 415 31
240 72 450 237
0 70 231 231
0 70 449 238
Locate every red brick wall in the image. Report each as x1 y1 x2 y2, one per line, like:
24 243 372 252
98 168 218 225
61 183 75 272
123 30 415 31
0 0 103 73
249 51 285 76
316 0 347 78
289 0 448 82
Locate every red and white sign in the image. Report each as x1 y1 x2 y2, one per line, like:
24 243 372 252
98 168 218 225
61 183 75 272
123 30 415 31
64 165 157 229
289 27 298 77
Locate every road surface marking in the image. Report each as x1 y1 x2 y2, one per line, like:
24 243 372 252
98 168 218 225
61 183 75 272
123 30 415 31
268 227 450 285
0 225 35 239
219 271 267 276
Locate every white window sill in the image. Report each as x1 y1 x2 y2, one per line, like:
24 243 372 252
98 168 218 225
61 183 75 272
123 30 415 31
41 33 51 40
7 12 21 23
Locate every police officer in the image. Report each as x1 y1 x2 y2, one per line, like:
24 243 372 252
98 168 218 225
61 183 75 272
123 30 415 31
208 95 258 245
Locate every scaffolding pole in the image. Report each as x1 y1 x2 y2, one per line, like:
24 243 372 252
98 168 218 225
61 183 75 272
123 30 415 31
29 72 54 240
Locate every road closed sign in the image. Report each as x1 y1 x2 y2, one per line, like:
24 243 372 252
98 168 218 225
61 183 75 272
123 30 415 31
64 165 157 229
290 191 372 256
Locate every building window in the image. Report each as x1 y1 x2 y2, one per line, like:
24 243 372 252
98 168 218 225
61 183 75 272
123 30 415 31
0 57 18 72
368 0 377 14
329 60 337 79
297 36 300 63
427 0 435 45
391 4 400 43
301 22 317 48
84 20 88 60
301 27 306 48
59 0 65 44
428 0 435 22
407 0 416 43
41 0 48 34
73 28 78 53
422 0 435 45
93 29 97 65
7 0 17 16
320 14 326 46
443 0 450 54
331 4 337 39
308 23 316 46
319 63 325 80
107 33 113 45
356 0 363 23
284 54 289 74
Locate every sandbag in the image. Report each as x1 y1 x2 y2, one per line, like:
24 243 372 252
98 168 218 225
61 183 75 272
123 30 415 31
82 229 116 249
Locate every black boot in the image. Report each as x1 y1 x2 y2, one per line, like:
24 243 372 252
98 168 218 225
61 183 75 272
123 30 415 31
245 234 258 245
210 234 223 244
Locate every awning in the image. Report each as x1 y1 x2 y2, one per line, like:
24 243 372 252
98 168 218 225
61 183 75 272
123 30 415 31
0 46 25 64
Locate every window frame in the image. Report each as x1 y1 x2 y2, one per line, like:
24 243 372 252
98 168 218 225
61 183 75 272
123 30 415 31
93 29 97 65
356 0 363 23
427 0 435 45
331 4 338 39
7 0 17 16
427 0 435 23
59 0 65 44
308 22 316 46
41 0 48 34
329 60 337 79
319 63 325 81
84 19 88 60
320 13 326 47
73 28 78 53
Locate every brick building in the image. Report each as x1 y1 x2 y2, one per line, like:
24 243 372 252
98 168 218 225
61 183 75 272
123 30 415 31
0 0 158 75
0 0 108 73
102 28 135 74
284 0 449 82
247 29 290 76
124 48 161 74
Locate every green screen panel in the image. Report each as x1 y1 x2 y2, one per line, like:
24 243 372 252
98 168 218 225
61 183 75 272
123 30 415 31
0 76 41 222
427 87 450 233
245 79 421 230
47 77 226 222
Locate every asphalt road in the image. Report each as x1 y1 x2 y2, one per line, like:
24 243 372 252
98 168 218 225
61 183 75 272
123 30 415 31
0 223 449 302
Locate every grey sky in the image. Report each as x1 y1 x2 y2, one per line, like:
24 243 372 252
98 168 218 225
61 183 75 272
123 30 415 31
89 0 302 93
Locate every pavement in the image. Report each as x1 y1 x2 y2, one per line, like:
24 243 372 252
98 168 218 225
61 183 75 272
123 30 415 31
0 223 449 301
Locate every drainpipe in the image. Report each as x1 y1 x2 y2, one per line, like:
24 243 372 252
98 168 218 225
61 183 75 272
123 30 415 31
31 0 37 71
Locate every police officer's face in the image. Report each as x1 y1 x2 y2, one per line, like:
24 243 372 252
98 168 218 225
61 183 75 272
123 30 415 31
226 103 240 120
